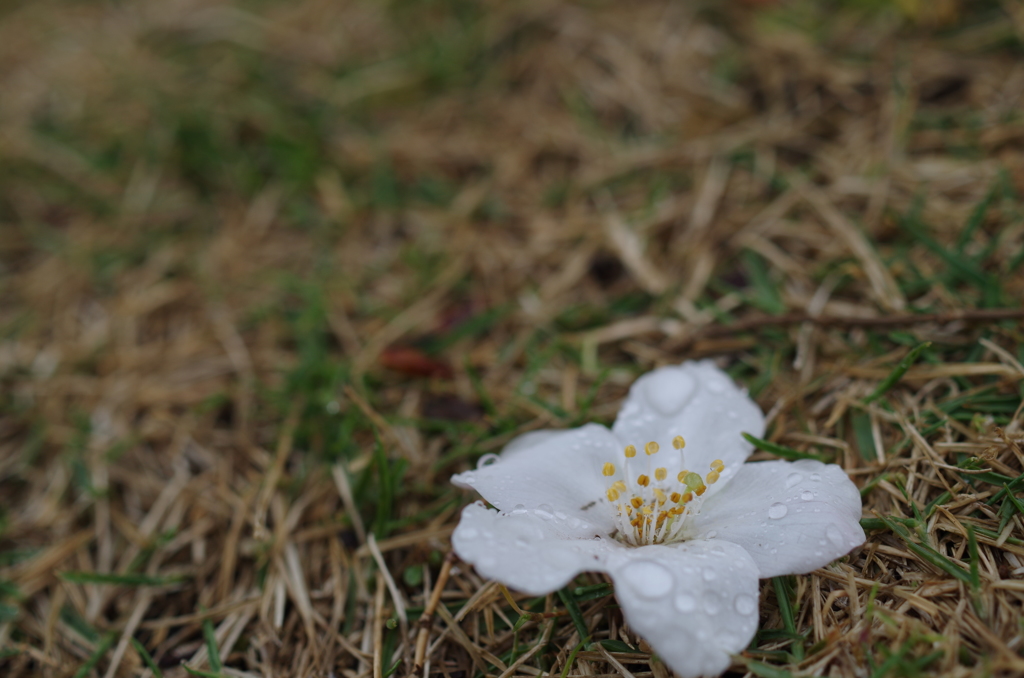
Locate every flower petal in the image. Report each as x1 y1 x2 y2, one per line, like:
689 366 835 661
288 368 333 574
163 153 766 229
608 539 760 678
451 423 621 536
691 459 865 578
451 502 620 595
611 361 764 497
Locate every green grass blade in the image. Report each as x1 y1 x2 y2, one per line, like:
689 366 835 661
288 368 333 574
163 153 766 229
742 433 826 461
746 660 797 678
60 571 184 586
559 640 586 678
182 666 227 678
877 516 973 585
130 638 165 678
202 614 222 672
557 586 589 645
862 342 931 404
772 577 803 661
72 632 117 678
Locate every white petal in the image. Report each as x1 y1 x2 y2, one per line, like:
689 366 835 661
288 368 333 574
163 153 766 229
451 502 620 595
612 361 765 498
499 429 564 460
452 423 620 536
608 540 760 678
692 459 865 578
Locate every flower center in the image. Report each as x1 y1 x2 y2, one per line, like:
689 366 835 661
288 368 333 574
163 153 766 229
600 435 723 546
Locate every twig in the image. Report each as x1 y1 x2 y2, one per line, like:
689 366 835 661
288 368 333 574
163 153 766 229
412 552 455 675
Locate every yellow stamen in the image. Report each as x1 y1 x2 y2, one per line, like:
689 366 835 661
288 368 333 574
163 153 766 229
677 470 690 483
607 487 620 501
673 435 686 449
624 445 637 458
631 497 644 509
653 488 667 504
695 485 707 496
681 492 693 503
602 462 616 477
637 474 650 487
706 470 720 484
655 467 668 481
669 491 681 503
613 481 626 492
711 459 724 472
645 441 660 455
641 506 654 516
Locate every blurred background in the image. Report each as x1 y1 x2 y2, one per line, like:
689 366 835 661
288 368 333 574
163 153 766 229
2 0 1024 676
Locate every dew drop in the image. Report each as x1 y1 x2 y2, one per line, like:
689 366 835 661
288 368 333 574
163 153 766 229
809 473 821 482
705 530 718 539
674 592 697 612
785 473 803 489
826 524 845 547
535 504 554 520
643 369 696 415
511 504 528 515
768 503 788 520
800 490 814 501
705 593 722 615
702 568 717 582
706 378 727 394
734 593 756 615
476 453 500 469
623 560 674 599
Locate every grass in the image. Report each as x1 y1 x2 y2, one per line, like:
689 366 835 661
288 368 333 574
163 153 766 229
1 0 1024 677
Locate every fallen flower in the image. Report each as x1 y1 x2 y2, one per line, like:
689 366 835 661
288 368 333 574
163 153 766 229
451 360 865 677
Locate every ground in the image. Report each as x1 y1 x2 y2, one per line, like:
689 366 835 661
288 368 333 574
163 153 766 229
2 0 1024 676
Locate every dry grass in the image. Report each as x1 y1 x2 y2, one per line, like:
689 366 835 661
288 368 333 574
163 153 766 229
1 0 1024 677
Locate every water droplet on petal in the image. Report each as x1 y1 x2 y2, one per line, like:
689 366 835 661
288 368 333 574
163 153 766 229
476 453 500 469
706 530 718 539
809 473 821 482
623 560 674 599
674 593 697 612
768 503 788 520
512 504 527 515
702 568 717 582
535 504 554 520
826 524 845 547
785 473 803 489
800 490 814 501
734 593 756 615
643 369 696 415
704 593 722 615
706 378 727 394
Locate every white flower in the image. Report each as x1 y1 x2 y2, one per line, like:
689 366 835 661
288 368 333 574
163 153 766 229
451 361 865 678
